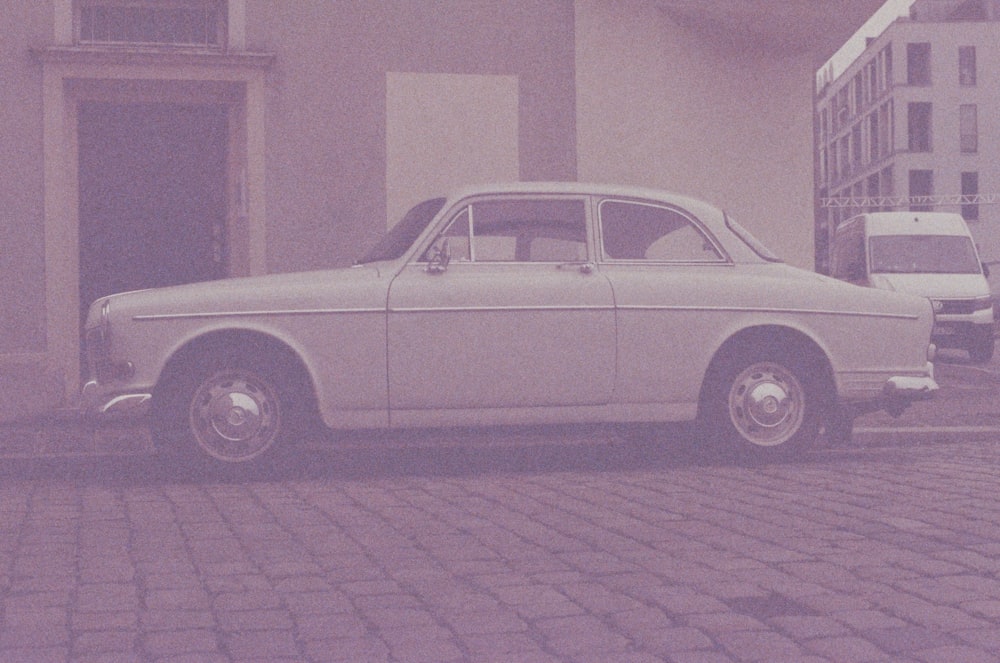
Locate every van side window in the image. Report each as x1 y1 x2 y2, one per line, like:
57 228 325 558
832 228 866 282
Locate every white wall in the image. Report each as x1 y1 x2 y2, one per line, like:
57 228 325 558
575 0 817 268
385 72 519 228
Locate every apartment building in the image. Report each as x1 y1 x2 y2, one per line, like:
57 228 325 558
1 0 878 422
814 0 1000 274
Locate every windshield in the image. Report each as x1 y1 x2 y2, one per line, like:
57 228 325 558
355 197 447 264
725 214 782 262
870 234 981 274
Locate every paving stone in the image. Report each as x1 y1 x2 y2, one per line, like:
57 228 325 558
7 419 1000 663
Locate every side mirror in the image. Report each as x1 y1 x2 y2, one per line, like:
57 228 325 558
426 238 451 274
983 262 990 278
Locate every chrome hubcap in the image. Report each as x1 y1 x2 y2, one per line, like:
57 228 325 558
190 371 280 462
728 362 804 447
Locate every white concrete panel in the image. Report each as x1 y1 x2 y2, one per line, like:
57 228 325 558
386 72 519 228
575 0 816 268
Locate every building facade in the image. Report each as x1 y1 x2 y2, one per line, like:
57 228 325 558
814 0 1000 275
2 0 875 422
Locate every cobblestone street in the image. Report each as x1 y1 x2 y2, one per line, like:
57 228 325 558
1 426 1000 662
1 356 998 662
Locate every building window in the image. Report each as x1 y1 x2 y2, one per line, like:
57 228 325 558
867 59 878 101
881 166 894 210
869 111 880 161
960 104 978 153
76 0 225 48
839 135 850 179
879 102 892 157
867 173 880 213
908 102 932 152
882 44 893 90
909 169 934 211
851 123 862 168
962 172 980 221
959 46 977 85
907 43 931 85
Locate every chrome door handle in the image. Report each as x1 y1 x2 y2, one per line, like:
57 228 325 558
558 262 594 274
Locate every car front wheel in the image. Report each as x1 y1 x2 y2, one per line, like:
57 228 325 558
703 351 821 454
153 357 300 467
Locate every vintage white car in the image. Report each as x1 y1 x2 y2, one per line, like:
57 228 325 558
82 183 938 466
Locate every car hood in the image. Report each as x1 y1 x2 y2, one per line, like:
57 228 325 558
93 264 387 322
869 273 990 299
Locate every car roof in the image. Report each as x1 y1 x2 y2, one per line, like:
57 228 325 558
443 182 723 216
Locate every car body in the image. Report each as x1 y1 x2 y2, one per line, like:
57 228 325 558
82 183 938 466
830 211 994 363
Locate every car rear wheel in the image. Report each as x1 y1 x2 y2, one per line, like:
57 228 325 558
703 350 821 454
153 356 300 467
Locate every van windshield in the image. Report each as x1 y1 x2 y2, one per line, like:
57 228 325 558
869 234 982 274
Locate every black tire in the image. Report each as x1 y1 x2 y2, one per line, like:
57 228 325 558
968 333 994 364
152 356 301 467
822 406 855 446
701 348 823 455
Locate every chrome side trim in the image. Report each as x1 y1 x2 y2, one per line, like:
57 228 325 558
133 304 919 321
389 304 615 314
133 308 384 321
617 305 920 320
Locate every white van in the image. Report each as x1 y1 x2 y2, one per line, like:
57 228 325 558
831 211 994 363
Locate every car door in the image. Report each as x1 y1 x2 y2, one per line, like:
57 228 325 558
596 198 732 408
386 195 616 418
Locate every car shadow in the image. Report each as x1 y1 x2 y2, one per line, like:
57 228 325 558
0 421 924 487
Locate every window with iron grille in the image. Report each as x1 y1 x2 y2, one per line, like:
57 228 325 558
76 0 225 48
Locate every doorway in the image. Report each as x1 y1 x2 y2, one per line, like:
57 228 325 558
77 102 228 320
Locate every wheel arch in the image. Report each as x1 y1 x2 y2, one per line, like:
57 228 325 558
152 328 319 419
697 324 837 418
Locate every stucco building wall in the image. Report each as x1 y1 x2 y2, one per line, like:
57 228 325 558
575 0 817 268
2 1 842 422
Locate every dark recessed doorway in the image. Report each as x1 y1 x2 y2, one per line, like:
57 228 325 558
78 102 228 321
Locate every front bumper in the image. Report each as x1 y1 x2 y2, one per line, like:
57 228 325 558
81 379 151 418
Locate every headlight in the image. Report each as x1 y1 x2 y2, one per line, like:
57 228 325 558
973 296 994 312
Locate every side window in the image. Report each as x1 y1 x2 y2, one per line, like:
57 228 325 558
600 200 723 262
832 228 866 281
423 198 587 263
